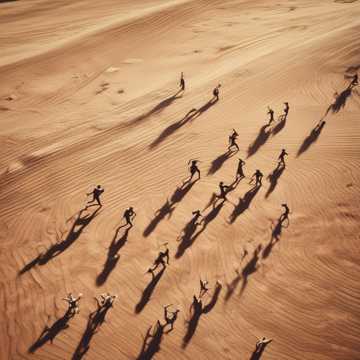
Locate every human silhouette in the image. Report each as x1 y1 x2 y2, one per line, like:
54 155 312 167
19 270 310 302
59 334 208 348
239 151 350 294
267 107 274 124
123 207 136 227
236 158 246 180
228 129 239 152
213 84 221 101
86 185 104 207
94 293 117 309
180 72 185 91
283 102 289 119
185 160 201 183
278 149 288 166
199 279 209 298
63 293 82 317
148 246 170 276
217 181 230 201
163 305 180 333
350 73 358 88
250 170 263 187
279 203 290 224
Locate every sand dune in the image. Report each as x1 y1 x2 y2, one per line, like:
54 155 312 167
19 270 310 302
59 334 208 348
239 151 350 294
1 0 360 359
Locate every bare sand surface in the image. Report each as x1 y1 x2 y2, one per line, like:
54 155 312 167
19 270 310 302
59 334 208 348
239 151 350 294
1 0 360 359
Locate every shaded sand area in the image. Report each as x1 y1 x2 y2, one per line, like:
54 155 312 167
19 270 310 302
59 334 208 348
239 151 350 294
1 0 360 359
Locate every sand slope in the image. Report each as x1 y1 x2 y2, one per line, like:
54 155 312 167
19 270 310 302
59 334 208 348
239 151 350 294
1 0 360 359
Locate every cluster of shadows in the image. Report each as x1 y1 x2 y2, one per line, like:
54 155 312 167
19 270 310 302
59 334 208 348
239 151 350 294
135 267 166 314
228 183 261 224
265 162 285 198
96 227 130 286
182 282 222 348
72 302 114 360
247 115 287 158
126 90 183 128
150 97 218 148
225 245 262 301
143 179 197 237
324 85 354 116
262 213 289 259
176 179 240 258
19 207 100 274
297 120 326 157
28 309 74 353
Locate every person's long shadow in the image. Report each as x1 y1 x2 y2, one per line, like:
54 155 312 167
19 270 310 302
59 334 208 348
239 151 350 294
150 98 217 149
175 215 202 259
19 207 100 274
143 180 196 237
135 267 166 314
247 124 271 158
208 149 236 175
272 115 287 136
262 217 289 259
239 245 262 297
265 163 285 198
225 270 241 302
127 90 183 127
297 121 326 157
182 282 222 348
325 87 352 116
96 228 130 286
137 322 164 360
229 185 261 224
249 344 270 360
28 311 73 353
72 304 113 360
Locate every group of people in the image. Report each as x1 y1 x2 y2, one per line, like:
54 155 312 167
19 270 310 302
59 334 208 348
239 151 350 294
267 102 289 124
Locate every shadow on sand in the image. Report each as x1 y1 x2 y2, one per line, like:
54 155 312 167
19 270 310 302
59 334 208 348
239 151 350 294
262 216 289 259
207 149 237 175
137 321 165 360
297 120 325 157
150 98 218 148
265 163 285 198
19 207 100 274
143 180 197 237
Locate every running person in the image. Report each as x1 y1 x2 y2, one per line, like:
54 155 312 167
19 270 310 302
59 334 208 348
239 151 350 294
63 293 82 317
87 185 104 207
267 107 275 124
278 149 288 166
236 158 246 180
228 129 239 152
180 72 185 91
123 207 136 227
250 170 263 187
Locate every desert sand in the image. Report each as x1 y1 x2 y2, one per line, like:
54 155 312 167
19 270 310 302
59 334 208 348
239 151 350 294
1 0 360 359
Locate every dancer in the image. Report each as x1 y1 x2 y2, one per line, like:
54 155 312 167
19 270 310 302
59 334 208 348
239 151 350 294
283 102 289 119
123 207 136 227
267 107 274 124
163 305 180 333
185 160 201 183
279 203 290 223
213 84 221 101
278 149 288 166
199 279 209 298
95 293 118 309
255 337 273 353
180 72 185 91
148 246 170 275
87 185 104 207
228 129 239 152
217 181 230 201
236 158 246 180
62 293 82 316
250 170 263 187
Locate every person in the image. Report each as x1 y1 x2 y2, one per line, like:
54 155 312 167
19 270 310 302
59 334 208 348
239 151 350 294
228 129 239 152
180 72 185 91
255 337 273 353
267 107 274 124
250 170 263 187
280 203 290 223
63 293 82 316
350 73 358 88
236 158 246 180
123 207 136 227
95 293 117 309
218 181 230 201
199 279 209 298
278 149 288 166
283 102 289 119
191 210 202 224
148 246 170 275
87 185 104 207
213 84 221 101
163 305 180 332
186 160 201 183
